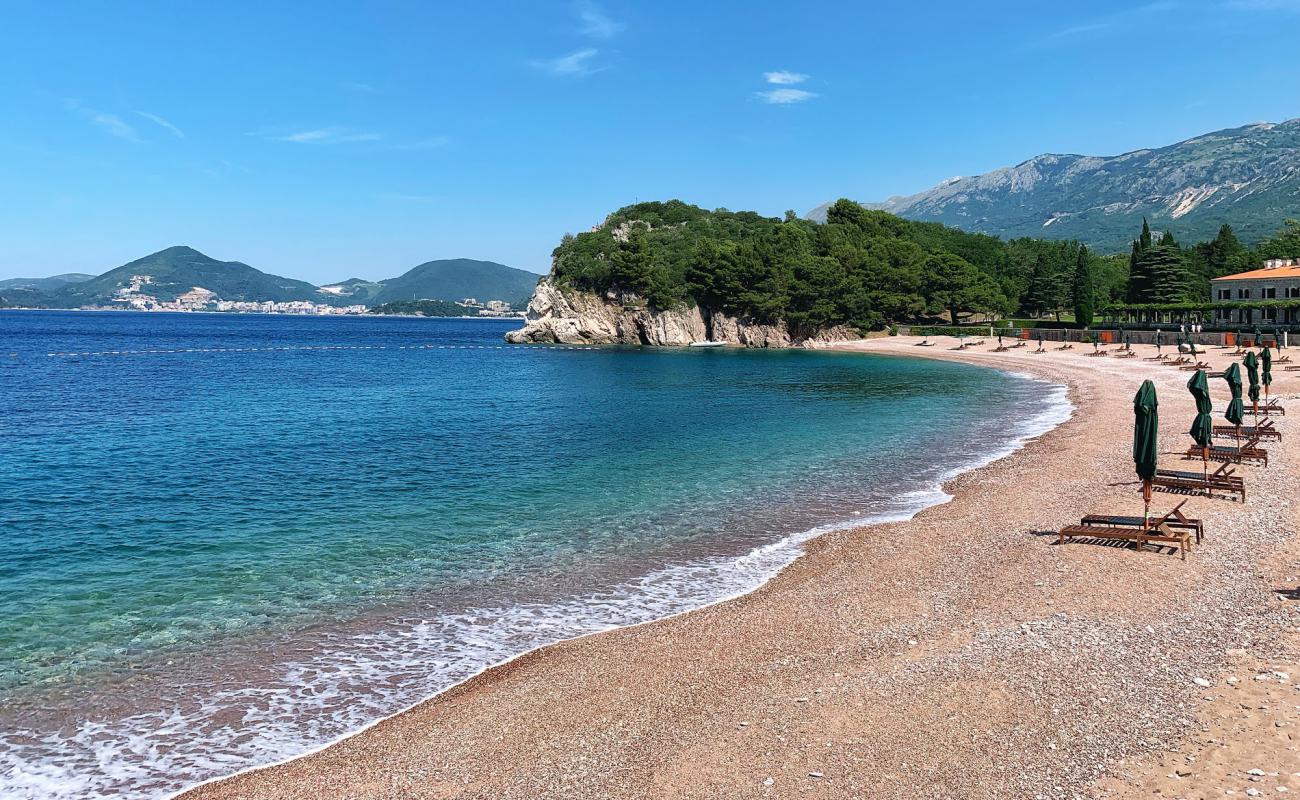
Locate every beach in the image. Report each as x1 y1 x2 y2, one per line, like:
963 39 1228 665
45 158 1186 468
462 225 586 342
181 336 1300 800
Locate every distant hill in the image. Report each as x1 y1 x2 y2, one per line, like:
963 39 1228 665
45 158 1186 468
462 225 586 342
370 259 540 305
4 249 541 310
808 119 1300 252
0 273 94 291
317 277 386 303
48 246 322 306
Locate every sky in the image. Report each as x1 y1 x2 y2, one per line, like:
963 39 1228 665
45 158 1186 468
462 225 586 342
2 0 1299 283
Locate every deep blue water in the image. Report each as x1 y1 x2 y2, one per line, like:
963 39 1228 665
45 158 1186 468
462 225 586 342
0 311 1068 799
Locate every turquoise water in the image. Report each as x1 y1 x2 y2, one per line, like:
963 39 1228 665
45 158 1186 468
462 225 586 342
0 311 1069 799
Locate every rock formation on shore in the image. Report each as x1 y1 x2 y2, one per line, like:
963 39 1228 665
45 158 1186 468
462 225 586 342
504 278 860 348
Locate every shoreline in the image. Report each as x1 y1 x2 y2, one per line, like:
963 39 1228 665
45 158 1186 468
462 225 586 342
183 337 1299 799
161 354 1074 799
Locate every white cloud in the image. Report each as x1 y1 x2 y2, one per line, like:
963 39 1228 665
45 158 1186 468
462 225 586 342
764 70 808 85
576 2 625 38
755 88 818 104
342 81 378 93
63 98 143 142
270 127 382 145
532 48 604 77
136 111 185 138
392 136 450 151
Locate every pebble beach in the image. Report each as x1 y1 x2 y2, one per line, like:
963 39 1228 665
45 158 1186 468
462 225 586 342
181 335 1300 800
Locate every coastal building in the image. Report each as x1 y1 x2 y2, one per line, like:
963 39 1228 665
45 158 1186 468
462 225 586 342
1210 258 1300 325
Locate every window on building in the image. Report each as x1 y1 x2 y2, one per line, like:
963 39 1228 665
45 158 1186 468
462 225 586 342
1288 287 1300 299
1264 287 1277 299
1264 308 1277 321
1217 288 1232 300
1238 288 1251 299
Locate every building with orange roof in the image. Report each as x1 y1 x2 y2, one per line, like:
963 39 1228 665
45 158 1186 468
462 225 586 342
1210 258 1300 325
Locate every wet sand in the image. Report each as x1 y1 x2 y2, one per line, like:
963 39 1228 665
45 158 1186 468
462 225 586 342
182 337 1300 800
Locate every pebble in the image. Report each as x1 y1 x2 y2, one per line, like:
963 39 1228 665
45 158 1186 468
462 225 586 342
808 771 824 779
1195 678 1213 688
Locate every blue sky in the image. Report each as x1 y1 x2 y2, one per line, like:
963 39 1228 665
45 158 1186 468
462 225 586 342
2 0 1299 283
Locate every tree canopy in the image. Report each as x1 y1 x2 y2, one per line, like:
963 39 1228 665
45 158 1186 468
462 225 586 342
549 200 1300 331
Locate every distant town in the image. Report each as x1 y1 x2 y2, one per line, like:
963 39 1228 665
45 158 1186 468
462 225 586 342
83 274 522 316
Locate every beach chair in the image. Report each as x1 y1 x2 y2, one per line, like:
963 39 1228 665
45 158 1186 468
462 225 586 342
1081 506 1203 544
1178 362 1211 371
1212 419 1280 441
1087 349 1109 357
1116 350 1137 359
1154 463 1246 502
1144 353 1168 361
1055 342 1075 350
1278 355 1292 364
1058 500 1195 559
1163 356 1191 367
915 338 934 347
1010 340 1027 348
1255 398 1285 416
1183 436 1268 467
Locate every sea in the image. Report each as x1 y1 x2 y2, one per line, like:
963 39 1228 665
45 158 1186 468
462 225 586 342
0 310 1071 799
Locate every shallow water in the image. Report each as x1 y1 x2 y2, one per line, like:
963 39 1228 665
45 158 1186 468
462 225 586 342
0 311 1069 799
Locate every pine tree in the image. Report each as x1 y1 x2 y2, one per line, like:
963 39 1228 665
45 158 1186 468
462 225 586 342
1022 253 1052 317
1072 245 1095 327
1142 244 1192 304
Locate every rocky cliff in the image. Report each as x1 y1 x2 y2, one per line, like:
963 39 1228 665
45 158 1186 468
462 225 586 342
504 278 859 348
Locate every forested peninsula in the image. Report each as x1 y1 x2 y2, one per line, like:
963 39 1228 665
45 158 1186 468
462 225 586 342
506 199 1300 347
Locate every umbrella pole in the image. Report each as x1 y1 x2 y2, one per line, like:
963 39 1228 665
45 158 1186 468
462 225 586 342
1142 479 1152 550
1202 447 1209 494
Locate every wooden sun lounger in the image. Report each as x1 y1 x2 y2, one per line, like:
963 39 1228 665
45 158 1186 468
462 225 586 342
915 340 935 346
1058 500 1195 559
1279 355 1292 363
1179 362 1211 371
1163 357 1190 366
1212 419 1280 441
1081 509 1203 544
1087 350 1109 357
1116 350 1137 358
1184 438 1268 467
1010 341 1027 348
1144 354 1169 361
1256 399 1285 416
1055 343 1074 350
1154 465 1246 502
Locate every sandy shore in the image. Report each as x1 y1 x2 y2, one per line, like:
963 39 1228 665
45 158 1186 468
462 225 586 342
182 336 1300 800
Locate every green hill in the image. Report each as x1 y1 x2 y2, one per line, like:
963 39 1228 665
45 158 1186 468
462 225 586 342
0 273 94 291
49 246 322 306
809 119 1300 252
371 259 540 305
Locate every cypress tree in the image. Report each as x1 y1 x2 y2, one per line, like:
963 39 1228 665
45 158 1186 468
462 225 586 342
1127 218 1155 303
1072 245 1095 327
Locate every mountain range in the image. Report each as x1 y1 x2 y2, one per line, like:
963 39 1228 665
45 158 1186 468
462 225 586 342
0 248 541 309
808 119 1300 252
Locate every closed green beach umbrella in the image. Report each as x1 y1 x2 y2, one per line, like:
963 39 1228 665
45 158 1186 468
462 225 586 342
1244 351 1260 410
1133 380 1159 518
1254 328 1263 348
1155 329 1163 355
1187 370 1214 483
1222 362 1245 430
1262 345 1273 398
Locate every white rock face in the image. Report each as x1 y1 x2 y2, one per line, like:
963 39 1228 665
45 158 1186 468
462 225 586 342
504 278 860 349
